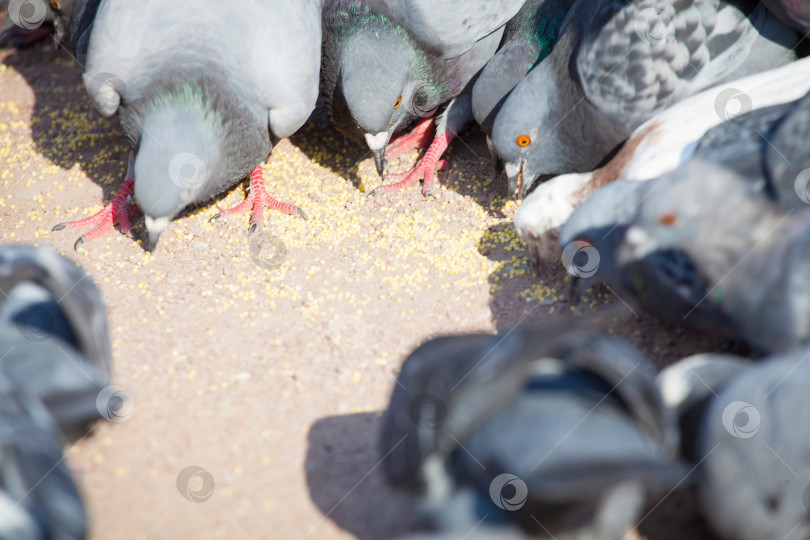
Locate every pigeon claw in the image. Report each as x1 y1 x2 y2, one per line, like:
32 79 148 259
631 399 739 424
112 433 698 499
385 116 436 160
52 178 139 249
215 165 305 233
373 132 451 198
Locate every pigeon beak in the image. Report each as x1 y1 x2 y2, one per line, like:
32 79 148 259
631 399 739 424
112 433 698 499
144 216 169 252
365 132 390 177
505 160 524 199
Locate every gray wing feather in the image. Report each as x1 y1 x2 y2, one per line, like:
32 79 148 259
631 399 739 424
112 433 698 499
577 0 771 128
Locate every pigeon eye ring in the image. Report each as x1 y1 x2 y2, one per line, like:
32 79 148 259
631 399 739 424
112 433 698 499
516 135 531 147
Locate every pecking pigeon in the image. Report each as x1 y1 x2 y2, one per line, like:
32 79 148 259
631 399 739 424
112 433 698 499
381 323 686 538
491 0 799 198
516 56 810 267
53 0 321 250
320 0 526 196
562 154 810 353
658 347 810 540
471 0 574 166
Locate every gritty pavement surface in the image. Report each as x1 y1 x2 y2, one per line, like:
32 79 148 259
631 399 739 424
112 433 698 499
1 42 724 539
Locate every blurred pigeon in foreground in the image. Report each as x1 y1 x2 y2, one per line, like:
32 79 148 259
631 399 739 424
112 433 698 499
0 244 111 441
658 347 810 540
492 0 799 198
515 56 810 266
321 0 526 196
53 0 320 250
0 245 114 539
382 324 686 538
0 375 88 540
562 156 810 353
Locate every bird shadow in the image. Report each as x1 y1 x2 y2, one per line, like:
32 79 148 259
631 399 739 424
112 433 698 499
305 412 420 540
2 41 126 209
288 107 509 217
288 105 368 191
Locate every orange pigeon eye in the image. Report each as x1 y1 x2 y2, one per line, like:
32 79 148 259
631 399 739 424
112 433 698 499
50 0 59 7
659 213 678 226
394 96 402 109
516 135 531 147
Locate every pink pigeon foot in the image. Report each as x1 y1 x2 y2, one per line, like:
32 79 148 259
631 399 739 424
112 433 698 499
211 165 306 234
385 116 436 159
52 178 140 251
370 131 453 197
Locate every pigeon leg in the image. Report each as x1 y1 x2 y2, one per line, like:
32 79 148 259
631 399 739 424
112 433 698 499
385 116 436 159
52 178 140 251
211 165 306 234
370 96 471 197
370 134 452 197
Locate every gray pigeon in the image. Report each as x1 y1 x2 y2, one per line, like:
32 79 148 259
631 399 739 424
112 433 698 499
0 374 89 540
471 0 574 162
321 0 524 195
0 245 111 442
0 245 114 540
491 0 799 198
53 0 320 250
381 323 686 538
561 156 810 354
658 347 810 540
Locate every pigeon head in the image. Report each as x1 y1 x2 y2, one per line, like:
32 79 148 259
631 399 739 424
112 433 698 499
559 179 646 291
334 23 437 175
491 58 572 198
132 86 227 250
616 161 757 267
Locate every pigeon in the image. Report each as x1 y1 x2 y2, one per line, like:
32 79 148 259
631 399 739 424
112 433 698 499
381 323 686 538
470 0 574 150
52 0 321 250
562 155 810 353
0 245 113 539
0 244 111 442
762 0 810 34
516 55 810 267
0 374 89 540
320 0 525 196
491 0 799 198
658 347 810 540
